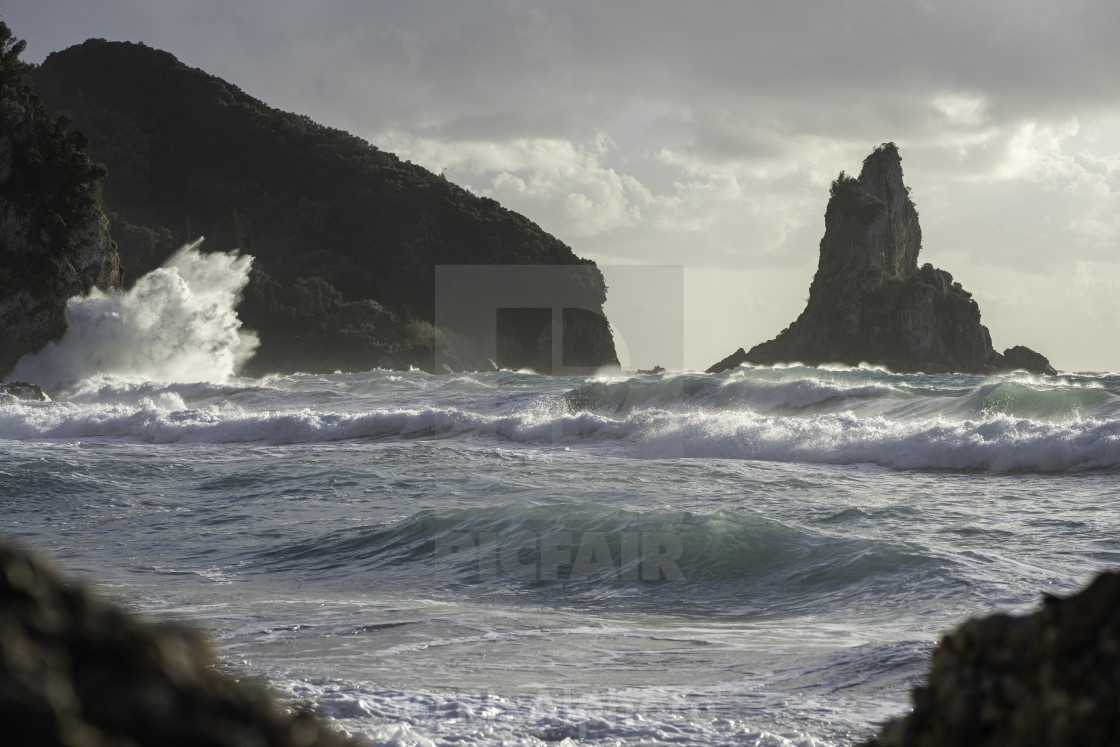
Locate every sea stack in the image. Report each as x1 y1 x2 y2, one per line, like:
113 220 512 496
708 143 1055 375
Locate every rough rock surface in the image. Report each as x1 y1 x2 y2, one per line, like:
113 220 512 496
862 571 1120 746
0 380 48 400
0 205 120 378
0 539 364 747
708 144 1055 375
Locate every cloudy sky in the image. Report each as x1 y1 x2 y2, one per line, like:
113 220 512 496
7 1 1120 371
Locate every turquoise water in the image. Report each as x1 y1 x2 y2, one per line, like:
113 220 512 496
3 367 1119 745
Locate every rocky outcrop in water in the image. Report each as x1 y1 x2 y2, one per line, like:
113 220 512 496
1 380 48 400
708 143 1055 375
862 571 1120 746
0 539 363 747
0 22 121 379
0 203 120 379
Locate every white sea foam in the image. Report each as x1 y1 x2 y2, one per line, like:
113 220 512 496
276 676 837 746
10 240 257 389
636 409 1120 471
2 365 1118 472
5 362 1116 746
2 388 1118 472
0 398 624 445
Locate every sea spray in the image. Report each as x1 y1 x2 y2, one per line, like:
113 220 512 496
10 240 258 389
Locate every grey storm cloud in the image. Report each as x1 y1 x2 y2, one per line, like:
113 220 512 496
288 1 1117 148
8 0 1120 148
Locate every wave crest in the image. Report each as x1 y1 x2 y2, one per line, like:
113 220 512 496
10 241 257 389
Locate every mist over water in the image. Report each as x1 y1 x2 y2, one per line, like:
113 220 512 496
10 240 257 389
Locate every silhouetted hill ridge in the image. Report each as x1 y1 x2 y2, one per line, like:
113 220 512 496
32 38 617 374
0 22 121 379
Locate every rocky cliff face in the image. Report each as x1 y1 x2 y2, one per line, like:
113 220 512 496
0 30 121 380
0 195 120 378
708 143 1055 375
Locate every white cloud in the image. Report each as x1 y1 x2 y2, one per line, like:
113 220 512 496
375 131 651 238
932 93 987 128
996 120 1082 181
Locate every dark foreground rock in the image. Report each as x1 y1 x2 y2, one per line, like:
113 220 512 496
6 532 1120 747
708 143 1055 376
0 539 364 747
862 571 1120 747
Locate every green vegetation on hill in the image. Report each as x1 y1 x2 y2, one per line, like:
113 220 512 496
31 38 616 374
0 22 108 295
0 21 121 378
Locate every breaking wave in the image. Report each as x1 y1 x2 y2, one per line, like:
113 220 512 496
9 240 257 389
1 368 1118 472
249 503 946 615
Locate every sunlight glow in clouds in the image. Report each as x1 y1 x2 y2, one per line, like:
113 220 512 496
932 93 987 128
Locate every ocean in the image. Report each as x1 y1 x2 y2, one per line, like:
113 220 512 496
3 364 1120 746
3 248 1120 745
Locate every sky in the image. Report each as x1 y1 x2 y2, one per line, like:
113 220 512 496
6 0 1120 372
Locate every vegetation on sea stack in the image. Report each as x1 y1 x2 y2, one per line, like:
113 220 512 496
825 170 885 226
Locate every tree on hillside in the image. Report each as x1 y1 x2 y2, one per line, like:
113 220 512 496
0 19 32 83
0 19 108 263
0 19 120 378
